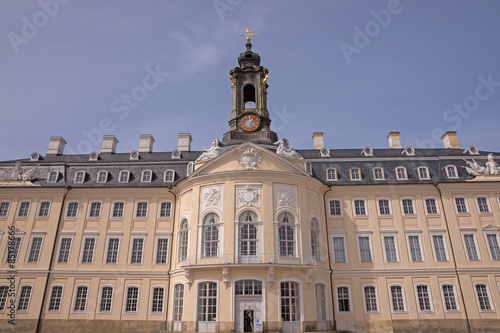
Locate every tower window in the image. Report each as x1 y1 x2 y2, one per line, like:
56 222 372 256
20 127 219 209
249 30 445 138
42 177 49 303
243 84 256 109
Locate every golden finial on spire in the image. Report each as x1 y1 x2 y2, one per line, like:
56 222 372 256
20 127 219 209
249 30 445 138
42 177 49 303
242 28 258 41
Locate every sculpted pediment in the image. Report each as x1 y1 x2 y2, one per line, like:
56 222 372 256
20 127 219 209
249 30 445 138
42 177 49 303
189 142 310 178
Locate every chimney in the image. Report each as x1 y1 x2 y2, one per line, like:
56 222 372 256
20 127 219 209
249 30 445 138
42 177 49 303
441 131 460 149
138 134 155 153
312 132 324 150
177 133 192 152
387 132 402 149
46 136 67 155
101 135 119 154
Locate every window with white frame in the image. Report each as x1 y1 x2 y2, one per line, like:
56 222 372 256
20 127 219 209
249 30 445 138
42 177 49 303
57 237 72 263
66 202 79 218
99 286 113 313
81 238 96 263
151 287 164 313
173 284 184 322
239 210 258 261
350 168 361 180
112 202 124 218
373 167 384 180
455 197 469 213
47 170 58 183
383 234 398 262
336 286 351 313
27 237 43 263
97 170 108 183
354 199 367 216
202 213 220 258
396 167 407 180
6 237 21 263
425 198 439 215
17 201 30 217
390 285 406 312
485 232 500 260
164 170 175 182
141 170 152 183
463 233 480 260
363 285 379 313
88 202 101 218
332 236 346 263
329 199 342 216
418 167 430 180
326 168 337 181
378 199 391 215
281 282 301 320
178 219 189 262
187 162 194 176
73 286 88 312
105 238 120 264
155 238 169 264
475 283 493 311
118 170 130 183
17 285 32 312
0 202 10 217
125 286 139 313
432 234 448 261
0 286 8 311
415 284 433 312
441 284 459 312
236 280 263 295
159 202 172 217
130 238 144 264
401 199 415 215
305 161 312 175
315 283 327 322
47 285 63 312
310 218 321 261
358 236 372 263
476 197 491 213
74 171 85 183
38 201 51 217
445 165 458 178
197 282 217 322
407 234 424 262
135 202 148 218
278 212 295 257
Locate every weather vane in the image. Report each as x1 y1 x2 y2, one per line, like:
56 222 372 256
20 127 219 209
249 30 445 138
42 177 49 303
242 28 258 42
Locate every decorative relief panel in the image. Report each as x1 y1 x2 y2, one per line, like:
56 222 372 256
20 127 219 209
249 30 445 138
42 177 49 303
236 184 261 208
200 185 223 212
273 184 298 213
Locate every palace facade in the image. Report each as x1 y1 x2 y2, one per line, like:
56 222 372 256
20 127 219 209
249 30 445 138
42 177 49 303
1 39 500 333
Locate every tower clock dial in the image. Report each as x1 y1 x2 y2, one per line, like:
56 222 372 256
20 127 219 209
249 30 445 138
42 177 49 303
240 115 260 132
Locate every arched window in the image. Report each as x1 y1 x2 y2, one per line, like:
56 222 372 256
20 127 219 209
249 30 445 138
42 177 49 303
239 210 258 263
141 170 152 182
278 212 295 257
118 170 130 183
202 213 220 257
47 171 58 183
395 167 407 180
74 171 85 183
243 84 256 109
178 219 189 262
97 170 108 183
164 170 175 182
310 218 321 261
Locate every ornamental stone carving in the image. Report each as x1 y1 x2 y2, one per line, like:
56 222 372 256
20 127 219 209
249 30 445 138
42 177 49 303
236 147 261 170
464 154 500 176
222 267 230 289
203 188 221 208
277 189 295 207
238 185 260 207
0 161 39 181
274 138 303 160
267 267 275 288
196 139 222 161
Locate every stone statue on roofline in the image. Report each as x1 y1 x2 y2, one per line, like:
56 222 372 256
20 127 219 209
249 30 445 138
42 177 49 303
196 139 222 162
274 138 303 160
464 154 500 176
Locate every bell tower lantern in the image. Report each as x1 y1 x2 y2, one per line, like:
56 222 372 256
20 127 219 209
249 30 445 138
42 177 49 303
222 30 278 145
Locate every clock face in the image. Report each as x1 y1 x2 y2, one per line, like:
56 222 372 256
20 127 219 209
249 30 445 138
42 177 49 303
240 115 260 132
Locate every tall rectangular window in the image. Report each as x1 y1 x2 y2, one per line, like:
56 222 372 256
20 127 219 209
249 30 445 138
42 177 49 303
173 284 184 321
432 235 447 261
364 286 378 312
74 286 88 312
378 199 391 215
57 238 72 263
332 237 346 263
0 286 8 311
125 287 139 312
155 238 168 264
486 234 500 260
136 202 148 217
66 202 78 217
315 284 327 321
81 238 96 263
38 202 51 217
112 202 124 218
416 285 432 311
48 286 63 312
373 168 384 180
475 284 492 311
151 287 164 313
425 198 438 214
383 236 398 262
442 285 458 311
99 286 113 312
408 235 423 262
329 200 341 216
354 200 366 215
402 199 415 215
198 282 217 322
455 198 468 213
0 202 10 217
160 202 172 217
17 286 32 311
27 237 43 263
390 285 405 312
477 197 490 213
130 238 144 264
106 238 119 264
18 202 30 217
337 286 350 312
358 237 372 263
89 202 101 217
463 234 479 260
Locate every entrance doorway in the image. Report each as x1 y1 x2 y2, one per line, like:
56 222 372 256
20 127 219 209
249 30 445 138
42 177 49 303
244 309 254 332
234 280 263 332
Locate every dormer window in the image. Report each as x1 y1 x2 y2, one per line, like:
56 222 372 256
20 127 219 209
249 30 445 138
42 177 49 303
445 165 458 179
305 161 312 175
187 162 194 176
326 168 337 181
74 171 85 183
119 170 130 183
350 168 361 181
164 170 175 182
141 170 152 183
47 171 58 183
396 167 407 180
418 167 430 180
373 167 384 180
97 171 108 183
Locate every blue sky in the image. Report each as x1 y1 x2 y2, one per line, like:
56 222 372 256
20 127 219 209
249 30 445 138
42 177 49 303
1 0 500 161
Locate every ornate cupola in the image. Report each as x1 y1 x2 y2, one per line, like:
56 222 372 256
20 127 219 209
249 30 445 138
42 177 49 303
222 30 278 145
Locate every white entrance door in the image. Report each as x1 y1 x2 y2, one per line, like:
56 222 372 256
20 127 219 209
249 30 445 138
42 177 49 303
235 299 263 332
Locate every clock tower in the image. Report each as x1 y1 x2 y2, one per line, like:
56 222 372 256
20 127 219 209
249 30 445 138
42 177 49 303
222 33 278 145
